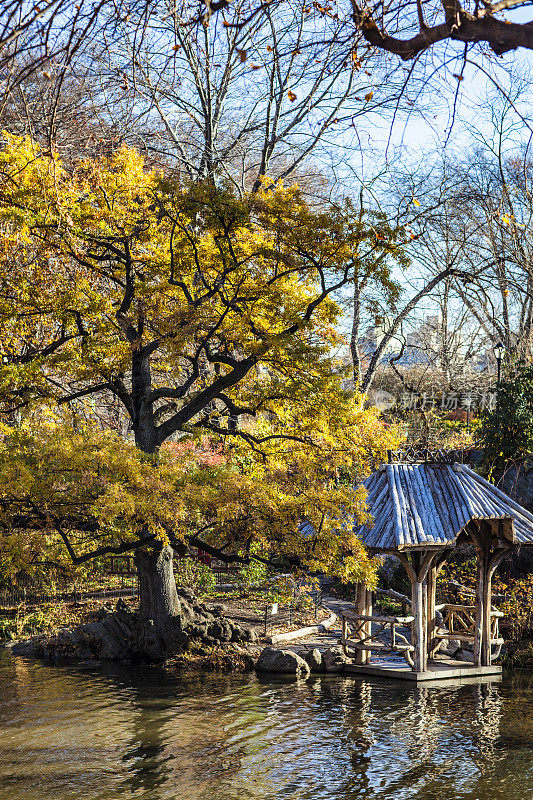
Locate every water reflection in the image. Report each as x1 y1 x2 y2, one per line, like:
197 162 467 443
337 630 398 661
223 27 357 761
0 651 532 800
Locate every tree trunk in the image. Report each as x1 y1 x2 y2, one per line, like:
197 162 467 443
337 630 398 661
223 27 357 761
132 349 158 453
126 351 253 661
350 280 362 387
131 346 183 652
134 544 190 659
135 544 181 623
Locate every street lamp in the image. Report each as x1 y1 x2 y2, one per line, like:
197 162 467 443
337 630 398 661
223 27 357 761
463 394 473 430
493 341 505 387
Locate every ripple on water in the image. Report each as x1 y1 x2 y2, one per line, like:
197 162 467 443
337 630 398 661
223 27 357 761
0 652 532 800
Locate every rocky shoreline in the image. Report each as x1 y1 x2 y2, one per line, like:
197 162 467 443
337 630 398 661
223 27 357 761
8 588 490 677
4 586 358 677
6 588 257 664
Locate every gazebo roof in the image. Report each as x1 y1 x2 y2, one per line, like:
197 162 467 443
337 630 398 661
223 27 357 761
355 462 533 551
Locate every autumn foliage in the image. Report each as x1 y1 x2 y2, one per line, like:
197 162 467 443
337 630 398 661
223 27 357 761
0 133 405 588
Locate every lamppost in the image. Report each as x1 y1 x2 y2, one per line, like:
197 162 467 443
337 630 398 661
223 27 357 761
463 395 473 430
493 341 505 388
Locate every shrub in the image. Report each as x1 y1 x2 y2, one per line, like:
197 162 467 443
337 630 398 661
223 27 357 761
174 558 216 596
237 558 267 594
482 365 533 467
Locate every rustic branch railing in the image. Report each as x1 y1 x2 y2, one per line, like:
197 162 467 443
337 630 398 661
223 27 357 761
434 603 504 654
387 448 481 465
343 602 505 670
341 610 416 668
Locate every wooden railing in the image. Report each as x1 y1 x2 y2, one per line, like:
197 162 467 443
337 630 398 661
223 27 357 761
434 603 504 651
341 610 415 668
342 603 505 669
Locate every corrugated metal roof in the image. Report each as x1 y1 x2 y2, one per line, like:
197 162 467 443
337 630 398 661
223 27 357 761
355 463 533 550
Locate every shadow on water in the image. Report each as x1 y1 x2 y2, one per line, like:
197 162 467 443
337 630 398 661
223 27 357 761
0 650 532 800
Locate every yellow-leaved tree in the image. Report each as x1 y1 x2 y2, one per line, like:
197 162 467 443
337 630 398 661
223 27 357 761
0 133 404 658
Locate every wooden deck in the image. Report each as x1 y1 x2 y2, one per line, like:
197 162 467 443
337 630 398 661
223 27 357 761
344 655 502 684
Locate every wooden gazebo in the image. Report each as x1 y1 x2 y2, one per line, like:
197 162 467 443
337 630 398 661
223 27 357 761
343 455 533 680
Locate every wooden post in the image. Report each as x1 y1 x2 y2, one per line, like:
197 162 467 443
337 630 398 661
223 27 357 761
422 576 429 662
342 614 348 656
365 587 373 666
470 525 485 668
412 578 426 672
398 550 438 672
482 554 493 667
354 582 366 665
426 564 437 659
471 522 511 667
482 546 511 666
474 556 484 667
397 551 423 672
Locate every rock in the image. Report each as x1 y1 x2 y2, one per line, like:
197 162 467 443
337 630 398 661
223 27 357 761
222 620 234 641
207 620 233 642
255 646 310 676
304 648 324 673
205 603 227 615
440 638 461 657
242 627 258 643
322 646 350 673
458 649 475 663
6 639 36 657
231 625 246 643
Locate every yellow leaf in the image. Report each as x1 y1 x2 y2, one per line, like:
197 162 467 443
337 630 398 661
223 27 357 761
413 198 420 207
364 90 373 102
288 90 297 102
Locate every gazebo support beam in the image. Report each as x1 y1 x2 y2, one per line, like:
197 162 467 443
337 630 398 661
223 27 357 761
471 523 511 667
353 582 373 665
427 551 449 659
396 550 444 672
483 546 510 665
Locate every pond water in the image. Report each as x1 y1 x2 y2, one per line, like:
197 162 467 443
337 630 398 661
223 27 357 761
0 650 532 800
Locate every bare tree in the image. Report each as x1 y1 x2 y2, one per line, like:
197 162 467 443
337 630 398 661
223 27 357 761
346 152 497 394
1 0 411 196
351 0 533 60
364 93 533 398
84 0 403 189
0 1 114 99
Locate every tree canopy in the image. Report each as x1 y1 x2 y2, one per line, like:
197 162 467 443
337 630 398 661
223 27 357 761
0 133 404 584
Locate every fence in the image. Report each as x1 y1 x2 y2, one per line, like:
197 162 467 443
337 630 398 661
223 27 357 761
263 589 323 636
0 573 138 610
211 564 239 584
0 557 236 610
